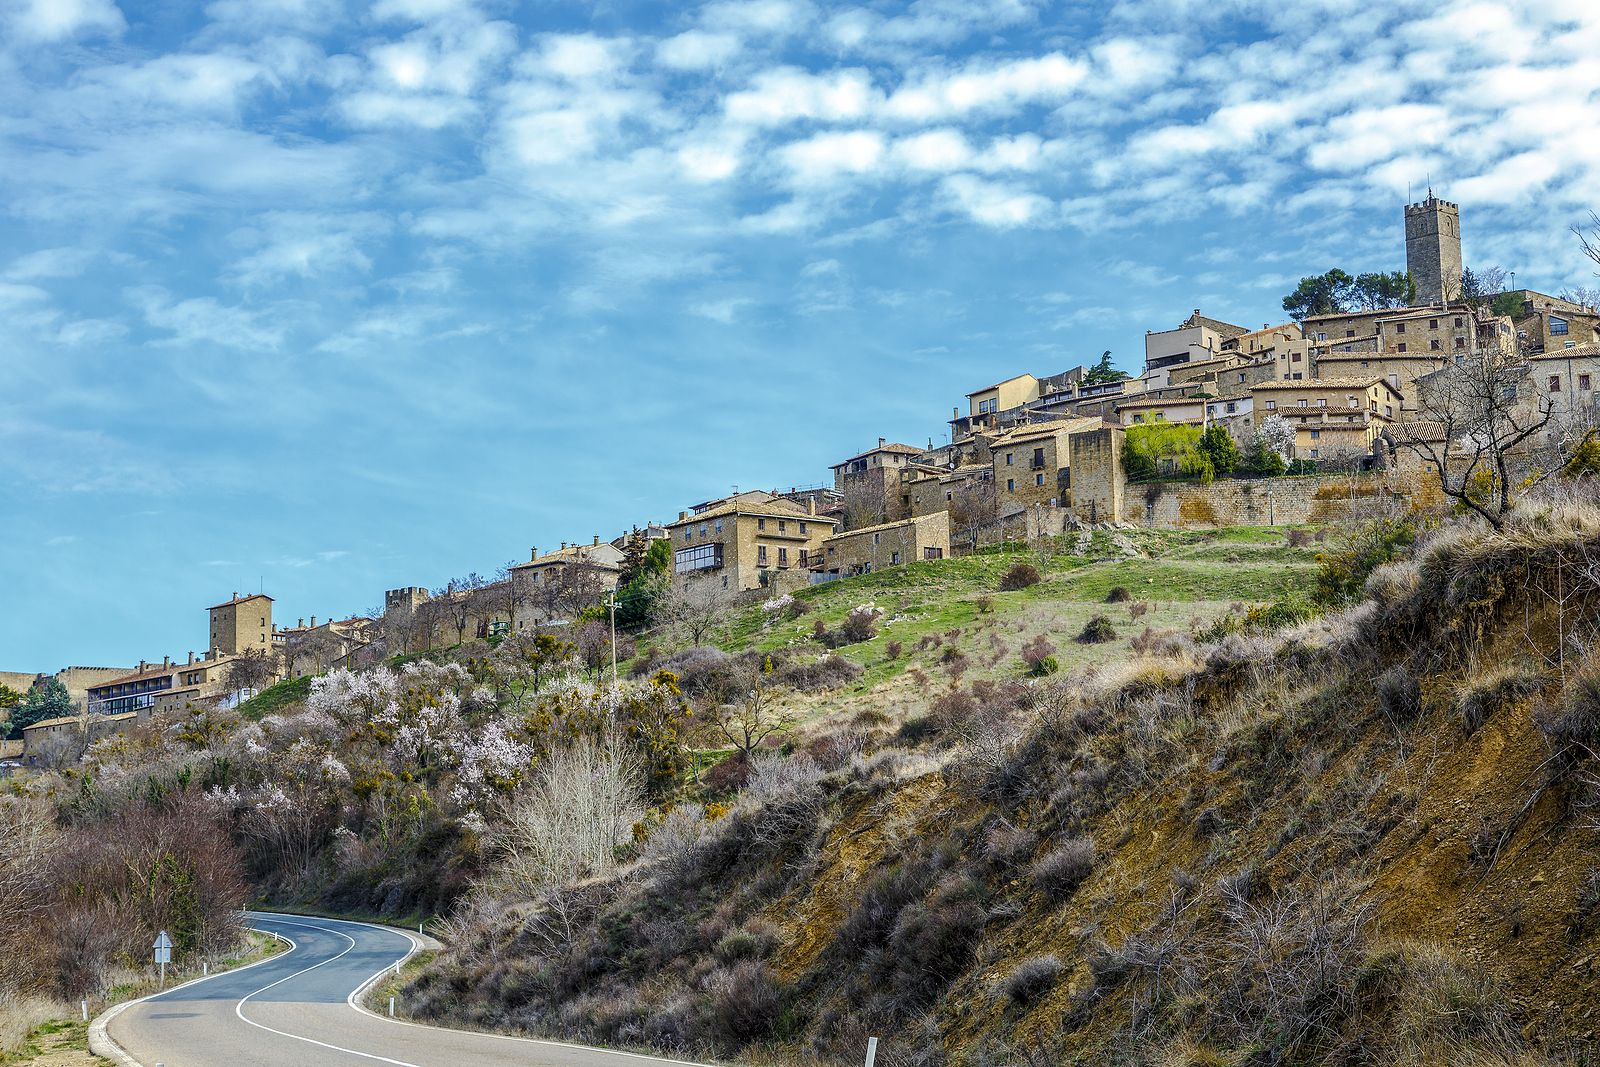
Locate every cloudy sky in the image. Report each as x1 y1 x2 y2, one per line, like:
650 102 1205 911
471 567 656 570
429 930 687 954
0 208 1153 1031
3 0 1600 669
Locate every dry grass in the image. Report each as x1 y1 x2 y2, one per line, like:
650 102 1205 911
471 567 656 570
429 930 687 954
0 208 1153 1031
0 992 70 1059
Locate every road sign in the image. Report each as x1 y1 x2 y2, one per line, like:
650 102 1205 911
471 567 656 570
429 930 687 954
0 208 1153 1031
154 930 172 988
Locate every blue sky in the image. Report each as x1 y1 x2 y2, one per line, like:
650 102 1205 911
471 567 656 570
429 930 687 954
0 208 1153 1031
4 0 1600 670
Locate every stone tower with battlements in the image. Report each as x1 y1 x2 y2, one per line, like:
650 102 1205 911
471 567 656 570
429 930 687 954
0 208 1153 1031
1404 192 1462 307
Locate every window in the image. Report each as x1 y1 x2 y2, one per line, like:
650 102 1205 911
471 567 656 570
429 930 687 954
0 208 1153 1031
778 520 787 533
757 545 768 564
872 532 881 545
798 521 807 534
1552 316 1570 336
1292 372 1303 380
682 529 691 543
1031 447 1045 469
1550 375 1562 392
1384 405 1393 418
1310 449 1319 459
1317 398 1327 407
1455 317 1463 327
1310 430 1320 440
891 551 902 565
778 547 788 568
1005 452 1014 466
1582 374 1592 391
924 547 943 560
1396 323 1406 334
1361 360 1370 368
1226 402 1236 413
1297 399 1308 407
1035 473 1045 486
1397 342 1408 353
1006 478 1015 491
757 518 766 531
1430 339 1441 350
1265 400 1277 410
1429 318 1438 329
715 519 723 533
1567 340 1577 349
1291 352 1302 362
1455 337 1465 349
1345 329 1355 338
799 549 808 566
674 543 722 573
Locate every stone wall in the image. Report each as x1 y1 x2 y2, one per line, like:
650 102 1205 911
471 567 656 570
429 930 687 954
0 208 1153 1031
1065 427 1124 525
1123 473 1414 528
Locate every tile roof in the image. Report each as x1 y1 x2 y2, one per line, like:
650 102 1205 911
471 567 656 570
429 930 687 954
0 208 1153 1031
823 512 948 540
510 544 623 571
1253 376 1388 390
831 441 923 466
207 593 274 610
966 373 1037 397
666 498 839 527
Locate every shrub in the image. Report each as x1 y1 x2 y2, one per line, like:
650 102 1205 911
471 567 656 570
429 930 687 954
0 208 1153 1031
708 961 783 1046
1456 667 1542 733
885 640 904 661
1536 660 1600 750
997 954 1063 1008
840 604 882 644
930 688 979 733
1031 838 1096 901
778 654 863 692
1078 614 1117 644
812 618 828 639
1314 517 1417 609
999 564 1041 591
976 594 996 613
885 874 987 1008
982 824 1038 869
1376 664 1422 724
1106 586 1132 603
1021 635 1059 676
714 921 778 964
702 753 751 793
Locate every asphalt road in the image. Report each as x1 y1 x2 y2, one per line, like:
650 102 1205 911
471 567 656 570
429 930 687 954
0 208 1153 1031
105 912 706 1067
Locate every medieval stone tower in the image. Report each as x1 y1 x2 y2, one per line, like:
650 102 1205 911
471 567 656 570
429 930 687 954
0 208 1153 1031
1404 192 1462 307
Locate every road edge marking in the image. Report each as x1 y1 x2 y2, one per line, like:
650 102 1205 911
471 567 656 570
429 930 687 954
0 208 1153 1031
88 927 293 1067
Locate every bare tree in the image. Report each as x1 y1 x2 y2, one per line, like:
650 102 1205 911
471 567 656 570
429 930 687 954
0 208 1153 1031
1559 285 1600 311
530 561 607 623
1398 335 1569 528
841 475 888 530
0 798 56 989
439 573 486 645
490 738 642 948
283 628 344 677
657 579 727 647
948 475 998 551
713 661 795 758
225 646 279 693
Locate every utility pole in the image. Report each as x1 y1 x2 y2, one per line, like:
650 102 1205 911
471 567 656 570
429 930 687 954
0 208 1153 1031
607 592 619 691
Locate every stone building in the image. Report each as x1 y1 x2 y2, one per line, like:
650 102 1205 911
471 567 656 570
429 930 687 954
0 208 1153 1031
988 418 1104 511
668 492 839 596
1251 377 1402 462
85 650 248 718
509 538 626 625
830 439 923 527
1116 396 1206 427
810 511 951 582
1405 193 1463 306
207 592 273 655
1141 311 1249 390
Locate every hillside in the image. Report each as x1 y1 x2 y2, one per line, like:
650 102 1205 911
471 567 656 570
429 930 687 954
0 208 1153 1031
404 501 1600 1066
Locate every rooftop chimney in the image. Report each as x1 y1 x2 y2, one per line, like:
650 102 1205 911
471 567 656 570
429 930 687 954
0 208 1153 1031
187 651 194 665
807 498 817 516
679 510 689 521
310 616 317 628
878 437 886 448
593 534 600 546
163 656 171 669
531 546 537 561
138 659 146 672
298 618 305 628
561 541 568 550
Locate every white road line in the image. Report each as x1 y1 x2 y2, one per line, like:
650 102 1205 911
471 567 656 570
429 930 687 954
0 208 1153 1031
234 917 424 1067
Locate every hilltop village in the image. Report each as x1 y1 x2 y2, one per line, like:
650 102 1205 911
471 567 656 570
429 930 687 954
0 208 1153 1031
6 196 1598 758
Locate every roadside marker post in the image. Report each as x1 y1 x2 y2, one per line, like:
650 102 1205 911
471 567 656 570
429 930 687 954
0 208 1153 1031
388 997 396 1018
153 931 173 989
81 1000 87 1022
865 1037 878 1067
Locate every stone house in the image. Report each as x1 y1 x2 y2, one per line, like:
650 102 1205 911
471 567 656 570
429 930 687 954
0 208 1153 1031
1141 310 1248 390
1251 377 1403 463
207 592 273 656
508 537 626 627
831 439 923 527
85 650 249 718
667 493 839 596
810 511 951 582
988 418 1104 511
1116 396 1206 427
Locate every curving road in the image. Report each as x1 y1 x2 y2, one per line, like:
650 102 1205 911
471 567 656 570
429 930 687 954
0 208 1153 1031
103 912 705 1067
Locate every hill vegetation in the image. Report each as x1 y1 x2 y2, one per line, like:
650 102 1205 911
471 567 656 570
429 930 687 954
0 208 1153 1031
8 492 1600 1064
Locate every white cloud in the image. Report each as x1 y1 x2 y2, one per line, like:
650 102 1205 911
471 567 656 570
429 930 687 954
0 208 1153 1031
883 53 1088 121
75 53 272 115
126 286 285 349
227 212 387 285
893 128 972 172
340 91 472 128
530 33 632 82
724 67 877 126
5 0 124 41
779 130 885 184
5 247 97 281
698 0 812 35
656 30 740 70
688 297 752 323
941 174 1051 227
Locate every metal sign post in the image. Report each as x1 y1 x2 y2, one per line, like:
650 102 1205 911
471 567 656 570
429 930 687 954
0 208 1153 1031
153 931 173 989
865 1037 878 1067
